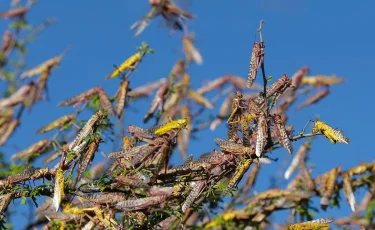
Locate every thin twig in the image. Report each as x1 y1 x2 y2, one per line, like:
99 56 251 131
258 20 268 116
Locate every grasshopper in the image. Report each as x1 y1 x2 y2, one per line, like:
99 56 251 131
288 217 334 230
254 74 292 106
297 88 330 110
58 87 100 107
183 34 203 65
312 119 350 144
320 167 341 210
75 137 101 186
222 159 252 196
37 114 74 134
115 80 130 118
115 195 167 211
247 42 264 88
11 139 49 161
227 91 246 142
68 110 104 151
272 113 293 154
97 87 115 115
181 181 205 213
106 52 142 79
7 167 36 184
284 140 311 179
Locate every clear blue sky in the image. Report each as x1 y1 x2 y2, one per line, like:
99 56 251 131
0 0 374 229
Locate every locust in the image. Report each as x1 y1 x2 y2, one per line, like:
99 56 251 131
29 167 51 181
7 167 36 184
297 88 330 110
115 195 167 211
128 78 167 98
0 83 34 108
127 125 157 141
227 91 244 124
0 193 13 215
11 139 50 161
75 137 101 186
152 140 173 173
210 94 232 131
222 159 252 195
37 114 74 133
247 42 264 88
239 163 259 196
130 2 165 37
249 188 313 202
23 82 39 111
53 167 65 212
75 191 126 204
159 152 230 177
1 30 11 53
312 120 350 144
58 87 100 107
148 186 175 197
109 144 157 170
320 167 341 210
183 34 203 65
298 160 315 190
93 206 118 230
291 66 310 88
42 143 69 164
197 74 258 95
115 80 130 118
143 81 169 123
181 181 205 213
288 217 334 230
106 52 142 79
0 108 13 128
122 136 136 151
69 110 104 151
131 0 193 37
97 87 115 115
115 175 150 189
160 161 211 176
149 118 188 135
214 138 255 157
272 113 293 154
177 106 191 159
0 119 19 147
169 59 185 81
284 140 311 179
227 91 245 142
254 74 292 106
36 68 51 101
347 162 375 176
188 90 213 109
20 47 69 78
36 211 80 222
128 212 147 228
240 114 253 147
0 5 30 19
342 172 356 212
108 144 152 159
255 113 268 157
301 74 344 87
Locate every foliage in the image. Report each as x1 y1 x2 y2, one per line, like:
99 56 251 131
0 1 372 230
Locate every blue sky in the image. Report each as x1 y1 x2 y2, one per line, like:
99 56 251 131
0 0 374 229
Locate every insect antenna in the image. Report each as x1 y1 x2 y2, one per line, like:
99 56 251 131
299 119 314 135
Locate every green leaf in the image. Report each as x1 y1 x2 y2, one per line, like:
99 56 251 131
14 41 27 54
20 196 26 205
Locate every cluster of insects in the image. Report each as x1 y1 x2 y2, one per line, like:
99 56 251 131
0 1 369 229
